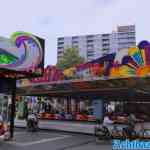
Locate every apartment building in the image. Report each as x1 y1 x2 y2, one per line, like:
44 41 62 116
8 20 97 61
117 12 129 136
57 25 136 62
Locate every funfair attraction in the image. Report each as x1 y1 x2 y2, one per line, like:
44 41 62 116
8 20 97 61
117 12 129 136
15 40 150 122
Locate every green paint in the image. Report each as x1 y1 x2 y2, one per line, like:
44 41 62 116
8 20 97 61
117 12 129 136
0 54 17 64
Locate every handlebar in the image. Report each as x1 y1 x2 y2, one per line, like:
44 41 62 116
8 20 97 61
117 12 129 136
137 119 144 123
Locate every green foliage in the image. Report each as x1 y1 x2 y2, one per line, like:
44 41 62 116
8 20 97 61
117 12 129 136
57 48 84 70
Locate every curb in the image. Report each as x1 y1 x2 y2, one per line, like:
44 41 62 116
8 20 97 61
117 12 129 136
15 125 94 136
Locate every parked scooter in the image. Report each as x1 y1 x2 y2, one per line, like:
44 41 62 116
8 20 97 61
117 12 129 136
27 113 38 132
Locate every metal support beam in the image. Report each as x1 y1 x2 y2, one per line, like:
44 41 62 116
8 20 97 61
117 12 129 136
92 99 104 122
66 97 70 114
10 79 16 139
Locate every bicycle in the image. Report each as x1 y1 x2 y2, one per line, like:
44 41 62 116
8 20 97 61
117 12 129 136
136 121 150 140
111 125 124 139
122 120 150 140
94 123 124 141
94 125 111 142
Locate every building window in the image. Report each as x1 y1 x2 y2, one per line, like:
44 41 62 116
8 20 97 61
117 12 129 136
58 41 64 45
128 37 135 40
117 25 135 32
102 34 110 37
87 50 94 53
102 43 109 47
58 53 63 56
128 42 136 45
118 37 135 40
102 39 109 42
87 39 94 43
87 54 94 57
58 37 64 41
128 32 135 36
72 36 78 40
72 41 78 44
118 32 128 36
87 49 94 57
57 55 62 60
102 48 109 51
118 42 128 45
72 36 79 45
87 44 94 49
118 32 135 37
58 51 63 54
86 35 94 39
119 42 136 46
57 46 64 49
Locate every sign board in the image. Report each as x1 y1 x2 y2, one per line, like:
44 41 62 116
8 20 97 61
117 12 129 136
0 32 45 78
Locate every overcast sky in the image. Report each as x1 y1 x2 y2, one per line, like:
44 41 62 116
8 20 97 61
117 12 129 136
0 0 149 65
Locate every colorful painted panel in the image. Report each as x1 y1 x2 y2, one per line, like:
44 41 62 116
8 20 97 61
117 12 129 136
0 32 44 77
18 40 150 88
110 41 150 77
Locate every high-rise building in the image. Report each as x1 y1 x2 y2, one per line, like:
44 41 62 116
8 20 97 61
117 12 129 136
57 25 136 62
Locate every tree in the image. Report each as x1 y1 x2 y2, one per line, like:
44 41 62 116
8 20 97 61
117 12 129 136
57 48 85 70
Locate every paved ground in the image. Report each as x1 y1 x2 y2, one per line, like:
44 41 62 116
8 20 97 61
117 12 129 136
16 119 150 135
0 129 112 150
15 119 95 134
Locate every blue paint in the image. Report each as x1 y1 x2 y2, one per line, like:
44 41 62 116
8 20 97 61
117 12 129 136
92 99 104 120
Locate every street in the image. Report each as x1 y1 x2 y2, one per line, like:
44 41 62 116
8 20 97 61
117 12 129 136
0 129 112 150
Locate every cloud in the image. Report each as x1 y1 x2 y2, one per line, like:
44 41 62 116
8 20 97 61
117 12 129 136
39 17 53 26
0 0 149 65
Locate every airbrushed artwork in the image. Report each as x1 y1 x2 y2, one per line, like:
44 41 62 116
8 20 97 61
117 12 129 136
61 40 150 79
18 40 150 87
0 32 44 77
110 40 150 77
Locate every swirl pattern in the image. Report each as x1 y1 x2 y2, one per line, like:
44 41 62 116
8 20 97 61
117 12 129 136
0 31 44 76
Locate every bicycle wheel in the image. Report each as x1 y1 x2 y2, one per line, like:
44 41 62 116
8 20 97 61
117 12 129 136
143 130 150 139
131 130 137 139
94 127 98 136
138 130 144 139
122 128 129 139
111 128 119 138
